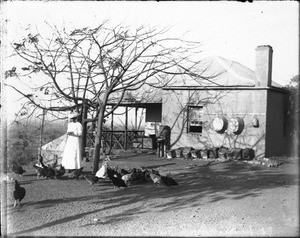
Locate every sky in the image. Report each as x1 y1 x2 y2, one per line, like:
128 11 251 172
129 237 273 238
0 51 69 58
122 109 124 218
2 1 299 122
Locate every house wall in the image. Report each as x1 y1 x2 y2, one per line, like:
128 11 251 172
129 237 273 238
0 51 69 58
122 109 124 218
265 90 290 157
161 88 270 158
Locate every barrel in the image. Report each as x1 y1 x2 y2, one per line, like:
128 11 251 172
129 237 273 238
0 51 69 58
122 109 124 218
228 117 245 135
212 116 228 134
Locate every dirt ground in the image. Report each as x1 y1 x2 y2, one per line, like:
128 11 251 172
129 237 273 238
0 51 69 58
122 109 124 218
2 153 299 237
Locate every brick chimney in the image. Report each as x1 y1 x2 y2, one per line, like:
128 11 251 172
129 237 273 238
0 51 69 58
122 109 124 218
255 45 273 87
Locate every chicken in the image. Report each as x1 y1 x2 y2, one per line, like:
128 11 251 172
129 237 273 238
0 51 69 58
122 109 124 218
120 168 130 176
47 168 56 179
107 167 122 179
33 156 47 179
121 171 134 185
39 159 55 179
54 164 65 179
141 168 151 182
69 167 84 179
95 157 111 178
13 180 26 208
160 175 179 187
150 168 160 176
84 158 113 185
107 171 127 189
33 155 55 179
12 163 26 176
83 174 99 185
49 158 58 169
149 169 162 186
95 163 108 178
131 168 150 183
107 166 127 189
112 166 122 178
127 167 150 184
111 176 127 189
33 163 47 179
130 168 149 183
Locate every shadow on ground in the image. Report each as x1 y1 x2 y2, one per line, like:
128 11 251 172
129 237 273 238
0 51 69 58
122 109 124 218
6 155 299 236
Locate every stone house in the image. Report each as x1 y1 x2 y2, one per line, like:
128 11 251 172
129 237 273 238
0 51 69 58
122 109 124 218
155 45 292 158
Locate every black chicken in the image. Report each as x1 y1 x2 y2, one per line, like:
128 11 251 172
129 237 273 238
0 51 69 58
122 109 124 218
33 163 47 179
107 169 127 189
12 163 26 176
54 164 65 179
112 166 122 178
13 180 26 208
40 159 55 179
49 158 58 169
160 175 179 187
69 167 84 179
130 168 149 183
46 168 56 179
120 168 130 176
110 176 128 189
33 155 47 179
126 168 146 184
141 168 151 182
84 174 99 185
107 167 122 179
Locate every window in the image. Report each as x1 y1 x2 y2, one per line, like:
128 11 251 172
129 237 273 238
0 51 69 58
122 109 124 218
187 106 203 133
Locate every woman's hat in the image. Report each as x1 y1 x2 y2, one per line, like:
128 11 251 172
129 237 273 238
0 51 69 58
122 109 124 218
68 113 79 119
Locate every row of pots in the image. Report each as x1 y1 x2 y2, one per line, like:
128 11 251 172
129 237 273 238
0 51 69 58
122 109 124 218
167 146 255 160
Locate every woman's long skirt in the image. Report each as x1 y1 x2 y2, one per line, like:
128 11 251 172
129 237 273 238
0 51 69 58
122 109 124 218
61 135 82 169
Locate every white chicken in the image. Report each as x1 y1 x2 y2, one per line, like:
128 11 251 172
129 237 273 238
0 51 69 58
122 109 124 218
149 169 162 186
95 157 111 178
121 172 133 185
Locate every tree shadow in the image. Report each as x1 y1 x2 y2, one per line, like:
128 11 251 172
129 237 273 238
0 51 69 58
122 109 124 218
86 160 298 214
8 207 104 236
23 195 101 209
145 163 177 169
7 190 146 236
6 159 298 236
23 172 37 177
81 207 144 228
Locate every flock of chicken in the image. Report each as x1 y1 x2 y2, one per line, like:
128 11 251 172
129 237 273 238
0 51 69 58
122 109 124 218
10 156 178 208
83 157 179 189
32 155 83 180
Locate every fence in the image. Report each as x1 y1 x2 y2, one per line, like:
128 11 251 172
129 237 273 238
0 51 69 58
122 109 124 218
86 130 145 150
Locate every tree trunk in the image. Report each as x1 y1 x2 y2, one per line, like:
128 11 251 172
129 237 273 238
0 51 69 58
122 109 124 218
81 102 88 160
92 93 110 174
39 109 46 158
109 109 114 154
92 110 104 174
125 106 128 150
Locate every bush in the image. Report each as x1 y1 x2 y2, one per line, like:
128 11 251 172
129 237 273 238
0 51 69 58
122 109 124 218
7 121 65 166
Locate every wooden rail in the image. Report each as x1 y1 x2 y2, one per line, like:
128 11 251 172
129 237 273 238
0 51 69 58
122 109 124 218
86 130 145 150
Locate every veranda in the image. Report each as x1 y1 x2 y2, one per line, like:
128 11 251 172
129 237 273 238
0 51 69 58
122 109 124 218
84 100 161 156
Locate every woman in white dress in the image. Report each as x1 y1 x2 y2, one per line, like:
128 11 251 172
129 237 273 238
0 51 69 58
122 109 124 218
62 113 82 171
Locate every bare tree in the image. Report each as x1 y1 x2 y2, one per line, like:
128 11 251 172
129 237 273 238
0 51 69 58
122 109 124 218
6 21 215 174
